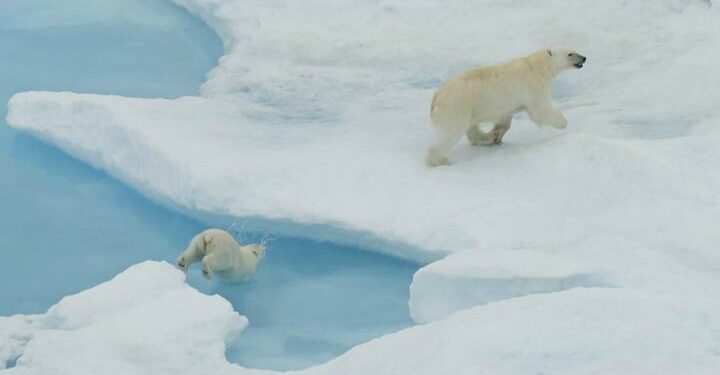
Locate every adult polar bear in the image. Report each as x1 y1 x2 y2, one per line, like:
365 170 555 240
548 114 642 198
426 46 587 166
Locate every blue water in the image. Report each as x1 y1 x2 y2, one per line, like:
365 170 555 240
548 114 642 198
190 234 416 370
0 0 417 370
0 0 221 315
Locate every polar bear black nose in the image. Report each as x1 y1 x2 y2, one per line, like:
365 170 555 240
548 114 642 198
580 55 587 63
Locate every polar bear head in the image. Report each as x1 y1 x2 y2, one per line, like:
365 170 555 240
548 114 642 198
547 46 587 71
244 244 266 259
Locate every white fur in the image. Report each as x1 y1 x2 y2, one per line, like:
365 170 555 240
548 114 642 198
176 228 265 280
426 46 586 166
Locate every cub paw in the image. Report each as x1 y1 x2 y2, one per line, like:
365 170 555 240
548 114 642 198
177 257 188 271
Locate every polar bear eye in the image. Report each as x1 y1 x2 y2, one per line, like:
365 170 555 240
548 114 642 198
568 53 572 57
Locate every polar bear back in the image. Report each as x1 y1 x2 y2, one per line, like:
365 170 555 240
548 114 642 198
202 230 259 273
431 57 544 127
201 228 240 255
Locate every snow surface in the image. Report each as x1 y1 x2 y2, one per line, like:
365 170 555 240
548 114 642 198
5 0 720 373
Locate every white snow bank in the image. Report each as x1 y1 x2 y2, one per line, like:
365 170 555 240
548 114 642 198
0 262 246 374
0 316 36 370
315 288 720 375
6 0 720 373
409 250 612 323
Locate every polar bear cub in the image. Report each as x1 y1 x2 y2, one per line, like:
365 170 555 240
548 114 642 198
427 46 587 166
176 228 265 280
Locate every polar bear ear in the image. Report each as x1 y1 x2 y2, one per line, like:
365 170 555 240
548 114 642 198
547 49 553 57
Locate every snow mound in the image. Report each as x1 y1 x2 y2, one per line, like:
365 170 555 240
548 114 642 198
0 262 246 374
315 289 720 375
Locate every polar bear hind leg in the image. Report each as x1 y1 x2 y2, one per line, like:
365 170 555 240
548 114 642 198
201 253 217 279
466 123 495 146
177 233 204 271
491 115 512 144
426 130 463 166
467 115 512 146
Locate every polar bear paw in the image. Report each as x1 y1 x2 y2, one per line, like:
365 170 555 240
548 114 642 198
177 256 189 271
426 153 450 167
553 118 568 129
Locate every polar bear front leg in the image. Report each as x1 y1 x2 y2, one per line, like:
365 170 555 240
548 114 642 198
526 96 567 129
466 123 495 146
